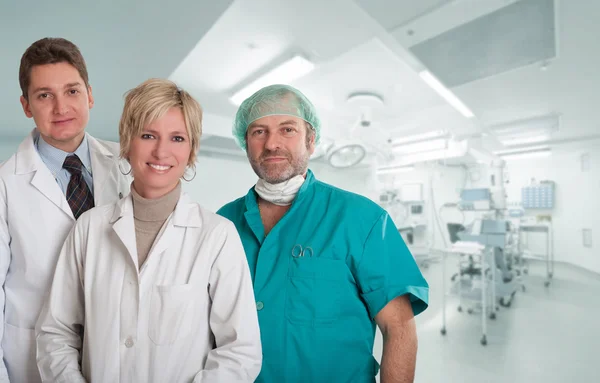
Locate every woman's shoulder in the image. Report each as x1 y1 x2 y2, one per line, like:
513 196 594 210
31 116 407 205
181 195 238 233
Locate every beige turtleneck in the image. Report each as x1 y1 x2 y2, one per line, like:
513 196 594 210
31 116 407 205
131 182 181 269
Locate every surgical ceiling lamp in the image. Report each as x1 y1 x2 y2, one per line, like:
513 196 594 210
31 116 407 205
310 138 334 160
325 92 384 168
346 91 385 127
327 143 367 168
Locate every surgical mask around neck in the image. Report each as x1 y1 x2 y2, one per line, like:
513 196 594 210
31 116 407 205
255 175 305 206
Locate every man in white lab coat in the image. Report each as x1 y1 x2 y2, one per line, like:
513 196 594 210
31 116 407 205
0 37 130 382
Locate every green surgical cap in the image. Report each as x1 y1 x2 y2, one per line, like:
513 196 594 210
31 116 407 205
232 84 321 150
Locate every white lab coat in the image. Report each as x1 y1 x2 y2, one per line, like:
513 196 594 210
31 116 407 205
36 191 262 383
0 129 131 383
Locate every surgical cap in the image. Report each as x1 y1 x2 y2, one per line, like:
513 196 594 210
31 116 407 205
232 84 321 150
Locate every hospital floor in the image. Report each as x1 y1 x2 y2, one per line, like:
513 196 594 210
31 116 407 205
372 256 600 383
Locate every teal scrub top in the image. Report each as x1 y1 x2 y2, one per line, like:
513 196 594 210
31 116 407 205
217 170 429 383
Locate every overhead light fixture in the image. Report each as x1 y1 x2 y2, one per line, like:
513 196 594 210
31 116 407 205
419 71 474 118
393 138 447 155
495 145 548 154
327 143 366 168
491 114 559 147
347 92 385 107
392 139 469 166
391 130 447 145
500 134 550 146
399 149 454 164
230 55 315 105
376 165 415 175
500 150 551 160
310 138 334 160
495 146 551 160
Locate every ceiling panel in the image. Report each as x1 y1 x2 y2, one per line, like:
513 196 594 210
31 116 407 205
410 0 556 87
170 0 376 97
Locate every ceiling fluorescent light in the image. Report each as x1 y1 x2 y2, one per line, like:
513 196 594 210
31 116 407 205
491 114 559 145
392 130 447 145
376 165 415 175
496 147 551 160
399 148 456 165
495 145 549 155
393 138 447 154
419 71 474 118
491 115 559 136
494 125 551 136
230 55 315 105
500 134 550 146
500 150 551 160
389 138 468 166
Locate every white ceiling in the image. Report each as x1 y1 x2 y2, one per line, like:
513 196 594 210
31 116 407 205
170 0 476 159
386 0 600 149
1 0 598 165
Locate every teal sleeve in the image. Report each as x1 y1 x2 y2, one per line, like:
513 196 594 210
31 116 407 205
354 211 429 319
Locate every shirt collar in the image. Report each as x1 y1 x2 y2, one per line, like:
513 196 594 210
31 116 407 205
297 169 315 197
35 131 93 177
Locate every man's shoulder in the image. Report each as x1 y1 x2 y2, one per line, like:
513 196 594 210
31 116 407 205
0 154 17 177
89 136 121 157
313 179 383 213
216 195 247 220
0 135 30 178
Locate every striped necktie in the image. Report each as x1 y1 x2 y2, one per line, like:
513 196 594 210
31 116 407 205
62 154 95 219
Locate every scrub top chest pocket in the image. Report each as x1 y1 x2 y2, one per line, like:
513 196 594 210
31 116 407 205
148 283 195 345
285 253 351 326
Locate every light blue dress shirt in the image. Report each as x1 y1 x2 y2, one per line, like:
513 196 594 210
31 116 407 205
35 133 94 196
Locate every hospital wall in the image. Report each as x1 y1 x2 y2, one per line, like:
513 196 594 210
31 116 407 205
395 141 600 274
498 142 600 274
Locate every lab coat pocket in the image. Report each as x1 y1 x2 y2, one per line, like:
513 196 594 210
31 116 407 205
3 323 37 381
148 283 194 346
286 257 349 326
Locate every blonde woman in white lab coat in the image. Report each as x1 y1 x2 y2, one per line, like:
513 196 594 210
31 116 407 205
36 79 262 382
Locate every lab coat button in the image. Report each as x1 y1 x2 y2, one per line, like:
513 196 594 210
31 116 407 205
256 301 264 311
125 337 134 348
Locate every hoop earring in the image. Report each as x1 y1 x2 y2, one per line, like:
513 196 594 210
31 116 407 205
182 167 196 182
118 160 132 176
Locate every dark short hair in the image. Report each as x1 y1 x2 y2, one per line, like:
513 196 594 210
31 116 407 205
19 37 89 100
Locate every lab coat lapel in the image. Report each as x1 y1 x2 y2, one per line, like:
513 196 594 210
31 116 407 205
145 192 202 265
16 130 74 220
147 221 174 262
110 196 139 270
88 134 117 206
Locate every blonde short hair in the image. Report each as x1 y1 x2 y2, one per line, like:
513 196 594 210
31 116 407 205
119 78 202 169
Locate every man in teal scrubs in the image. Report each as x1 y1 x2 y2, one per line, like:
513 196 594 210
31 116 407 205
218 84 429 383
